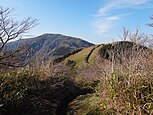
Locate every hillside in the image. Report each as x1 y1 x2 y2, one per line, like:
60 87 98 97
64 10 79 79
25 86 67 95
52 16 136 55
63 41 151 66
64 41 153 114
0 41 153 115
5 34 94 64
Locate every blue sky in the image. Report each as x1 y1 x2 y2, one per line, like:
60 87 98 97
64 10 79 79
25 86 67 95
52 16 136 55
0 0 153 44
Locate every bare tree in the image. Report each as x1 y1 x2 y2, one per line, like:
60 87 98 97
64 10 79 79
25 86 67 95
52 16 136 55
119 27 152 47
145 15 153 49
118 27 129 41
0 7 37 68
147 15 153 27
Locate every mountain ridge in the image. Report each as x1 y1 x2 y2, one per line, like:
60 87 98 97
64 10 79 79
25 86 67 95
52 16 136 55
5 33 94 64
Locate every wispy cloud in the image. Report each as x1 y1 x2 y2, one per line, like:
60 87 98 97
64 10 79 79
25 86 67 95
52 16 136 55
94 16 120 34
93 0 151 35
98 0 151 17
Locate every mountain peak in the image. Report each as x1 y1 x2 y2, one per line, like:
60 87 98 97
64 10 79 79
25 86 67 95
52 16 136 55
6 33 94 64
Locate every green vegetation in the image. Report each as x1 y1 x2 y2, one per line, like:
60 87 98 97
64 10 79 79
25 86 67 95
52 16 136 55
64 45 102 68
54 48 83 63
88 45 102 65
0 41 153 114
0 68 95 115
0 70 38 114
68 94 103 115
64 46 95 67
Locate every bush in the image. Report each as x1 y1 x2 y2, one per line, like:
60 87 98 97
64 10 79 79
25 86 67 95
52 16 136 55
0 70 38 114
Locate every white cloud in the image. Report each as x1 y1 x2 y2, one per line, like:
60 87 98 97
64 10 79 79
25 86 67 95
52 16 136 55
124 0 150 5
98 3 115 16
94 16 120 34
98 0 151 16
107 16 120 20
93 0 151 35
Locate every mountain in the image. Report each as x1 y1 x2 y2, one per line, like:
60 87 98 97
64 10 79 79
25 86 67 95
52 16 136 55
6 33 94 64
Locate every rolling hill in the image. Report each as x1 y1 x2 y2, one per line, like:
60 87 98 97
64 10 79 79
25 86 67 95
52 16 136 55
63 41 151 67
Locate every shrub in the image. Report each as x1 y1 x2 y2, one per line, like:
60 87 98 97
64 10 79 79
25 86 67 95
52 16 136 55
0 70 38 114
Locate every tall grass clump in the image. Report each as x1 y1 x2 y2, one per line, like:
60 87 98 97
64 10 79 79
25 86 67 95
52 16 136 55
100 73 153 114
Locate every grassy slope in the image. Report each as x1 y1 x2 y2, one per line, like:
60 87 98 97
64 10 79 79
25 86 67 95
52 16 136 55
88 45 103 65
64 45 103 68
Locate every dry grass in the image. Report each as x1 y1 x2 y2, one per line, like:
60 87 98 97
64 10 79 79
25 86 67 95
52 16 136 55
97 42 153 114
